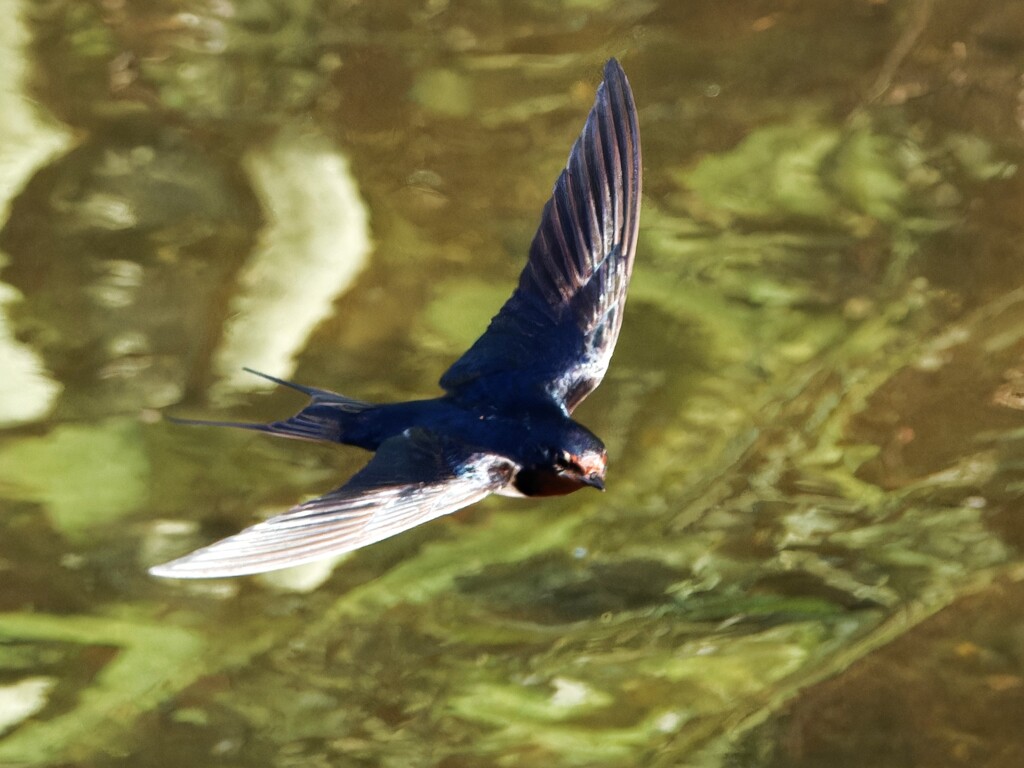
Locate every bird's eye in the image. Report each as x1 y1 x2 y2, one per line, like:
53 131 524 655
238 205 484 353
555 451 574 470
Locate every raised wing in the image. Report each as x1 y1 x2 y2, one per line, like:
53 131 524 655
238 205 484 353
149 429 516 578
440 58 642 414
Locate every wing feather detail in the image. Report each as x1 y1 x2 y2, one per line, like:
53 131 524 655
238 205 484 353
440 58 641 413
149 429 515 579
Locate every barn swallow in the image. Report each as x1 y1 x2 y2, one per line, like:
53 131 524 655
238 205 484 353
150 58 641 579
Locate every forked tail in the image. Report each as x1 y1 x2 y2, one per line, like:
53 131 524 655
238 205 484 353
167 368 373 444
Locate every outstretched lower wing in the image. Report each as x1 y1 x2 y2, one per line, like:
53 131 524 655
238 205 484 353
440 58 642 414
149 429 516 579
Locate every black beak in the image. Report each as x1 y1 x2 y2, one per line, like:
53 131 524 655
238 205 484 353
583 474 606 492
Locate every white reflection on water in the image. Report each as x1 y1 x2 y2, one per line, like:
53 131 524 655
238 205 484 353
0 0 71 426
212 126 372 398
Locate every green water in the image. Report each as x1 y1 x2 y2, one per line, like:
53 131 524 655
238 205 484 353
1 1 1023 765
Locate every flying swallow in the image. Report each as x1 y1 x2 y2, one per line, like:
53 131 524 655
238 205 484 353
150 58 641 578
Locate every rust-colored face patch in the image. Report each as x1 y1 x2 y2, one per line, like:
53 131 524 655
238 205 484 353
574 451 607 478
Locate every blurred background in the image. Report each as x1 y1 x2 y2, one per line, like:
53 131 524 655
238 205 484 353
1 0 1024 765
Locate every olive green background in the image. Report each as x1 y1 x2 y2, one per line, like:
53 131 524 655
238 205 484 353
1 1 1023 766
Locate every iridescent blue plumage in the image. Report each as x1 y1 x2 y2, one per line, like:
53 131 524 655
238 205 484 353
151 59 642 579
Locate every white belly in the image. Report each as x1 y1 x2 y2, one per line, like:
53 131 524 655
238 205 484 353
494 481 528 498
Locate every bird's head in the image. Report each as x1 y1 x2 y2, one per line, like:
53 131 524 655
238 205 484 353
552 424 607 491
512 421 608 497
552 446 607 491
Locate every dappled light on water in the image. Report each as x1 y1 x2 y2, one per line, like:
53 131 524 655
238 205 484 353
1 1 1024 766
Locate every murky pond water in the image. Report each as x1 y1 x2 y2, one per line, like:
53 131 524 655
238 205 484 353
1 1 1023 765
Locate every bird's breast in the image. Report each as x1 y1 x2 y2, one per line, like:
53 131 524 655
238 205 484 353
512 467 587 497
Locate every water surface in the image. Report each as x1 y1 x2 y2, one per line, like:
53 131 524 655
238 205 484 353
1 1 1023 765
